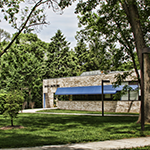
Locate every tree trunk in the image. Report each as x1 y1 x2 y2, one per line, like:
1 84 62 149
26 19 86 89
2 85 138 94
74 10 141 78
122 0 150 123
143 54 150 122
11 118 14 127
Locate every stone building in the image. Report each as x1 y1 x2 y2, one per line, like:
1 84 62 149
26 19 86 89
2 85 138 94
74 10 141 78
43 70 140 113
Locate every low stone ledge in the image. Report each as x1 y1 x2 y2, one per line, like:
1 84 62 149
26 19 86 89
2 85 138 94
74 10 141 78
58 101 140 113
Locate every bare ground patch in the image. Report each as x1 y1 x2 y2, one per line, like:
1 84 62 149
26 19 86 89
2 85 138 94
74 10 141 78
0 125 24 130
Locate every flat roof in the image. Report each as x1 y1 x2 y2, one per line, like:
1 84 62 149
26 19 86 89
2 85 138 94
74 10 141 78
43 70 130 81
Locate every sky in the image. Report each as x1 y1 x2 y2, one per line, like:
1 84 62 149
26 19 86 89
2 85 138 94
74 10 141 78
0 2 80 49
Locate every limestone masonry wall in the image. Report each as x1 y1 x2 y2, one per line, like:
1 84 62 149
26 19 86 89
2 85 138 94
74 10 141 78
58 101 140 113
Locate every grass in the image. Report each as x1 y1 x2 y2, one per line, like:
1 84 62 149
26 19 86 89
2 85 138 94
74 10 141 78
38 108 139 115
121 146 150 150
0 113 150 149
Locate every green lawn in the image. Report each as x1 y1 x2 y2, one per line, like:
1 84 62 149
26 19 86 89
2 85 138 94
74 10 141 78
0 113 149 149
38 109 139 115
121 146 150 150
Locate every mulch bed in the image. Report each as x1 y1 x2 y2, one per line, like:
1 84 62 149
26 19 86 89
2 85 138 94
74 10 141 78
0 125 24 130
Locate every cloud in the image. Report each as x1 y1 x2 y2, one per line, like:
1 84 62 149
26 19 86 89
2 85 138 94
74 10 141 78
0 20 16 36
36 2 79 49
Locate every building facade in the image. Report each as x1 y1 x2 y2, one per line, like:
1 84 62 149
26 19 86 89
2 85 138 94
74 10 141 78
43 70 140 113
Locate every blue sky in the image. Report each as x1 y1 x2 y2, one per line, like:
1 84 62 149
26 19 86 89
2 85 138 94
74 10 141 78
0 2 79 49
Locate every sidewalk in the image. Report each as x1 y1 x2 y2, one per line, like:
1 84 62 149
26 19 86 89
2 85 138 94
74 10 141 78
21 108 138 117
4 108 148 150
20 108 57 113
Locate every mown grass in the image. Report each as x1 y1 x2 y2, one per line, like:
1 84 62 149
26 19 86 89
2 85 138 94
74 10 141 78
121 146 150 150
0 113 149 148
38 108 139 115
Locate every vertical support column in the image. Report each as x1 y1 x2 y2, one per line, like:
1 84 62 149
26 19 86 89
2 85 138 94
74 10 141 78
56 96 58 107
48 92 54 108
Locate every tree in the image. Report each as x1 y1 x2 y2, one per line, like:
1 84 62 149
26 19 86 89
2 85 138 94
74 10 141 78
3 90 24 127
0 33 46 108
45 30 80 78
75 0 150 123
75 3 139 72
88 36 130 72
75 31 134 72
74 39 90 73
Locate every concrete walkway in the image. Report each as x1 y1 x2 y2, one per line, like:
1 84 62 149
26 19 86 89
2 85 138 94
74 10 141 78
21 108 138 117
3 108 148 150
20 108 57 113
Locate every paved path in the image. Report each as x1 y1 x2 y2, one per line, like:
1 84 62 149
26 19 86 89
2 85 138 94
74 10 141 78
21 108 138 117
2 108 148 150
20 108 57 113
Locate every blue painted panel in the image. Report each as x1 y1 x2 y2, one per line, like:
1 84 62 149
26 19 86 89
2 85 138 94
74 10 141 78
43 93 46 108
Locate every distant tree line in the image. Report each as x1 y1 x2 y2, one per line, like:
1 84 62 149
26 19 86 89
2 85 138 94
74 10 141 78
0 28 137 108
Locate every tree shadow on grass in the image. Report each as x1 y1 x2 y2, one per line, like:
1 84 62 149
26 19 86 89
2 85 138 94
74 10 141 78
17 114 140 129
15 114 143 142
0 131 58 148
0 114 147 148
103 121 150 138
0 128 91 149
17 114 139 130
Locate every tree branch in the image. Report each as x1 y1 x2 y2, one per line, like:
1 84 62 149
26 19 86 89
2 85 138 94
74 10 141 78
116 21 141 86
0 0 43 57
26 22 48 28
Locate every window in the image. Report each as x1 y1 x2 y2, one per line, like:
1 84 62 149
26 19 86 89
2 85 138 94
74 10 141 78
121 81 139 100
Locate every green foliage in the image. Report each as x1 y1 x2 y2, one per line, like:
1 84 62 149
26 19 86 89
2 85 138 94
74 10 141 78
0 33 46 108
2 90 24 126
0 1 48 32
45 30 80 78
74 39 89 73
0 0 68 57
75 0 149 73
112 71 139 100
113 71 134 86
113 85 139 101
59 0 75 9
0 92 7 114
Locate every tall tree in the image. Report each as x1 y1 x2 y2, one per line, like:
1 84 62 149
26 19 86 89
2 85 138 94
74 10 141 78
75 32 133 72
0 33 46 108
74 39 90 73
75 0 150 123
45 30 80 78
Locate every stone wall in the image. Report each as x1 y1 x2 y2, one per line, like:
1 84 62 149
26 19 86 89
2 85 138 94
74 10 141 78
43 71 137 108
58 101 140 113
